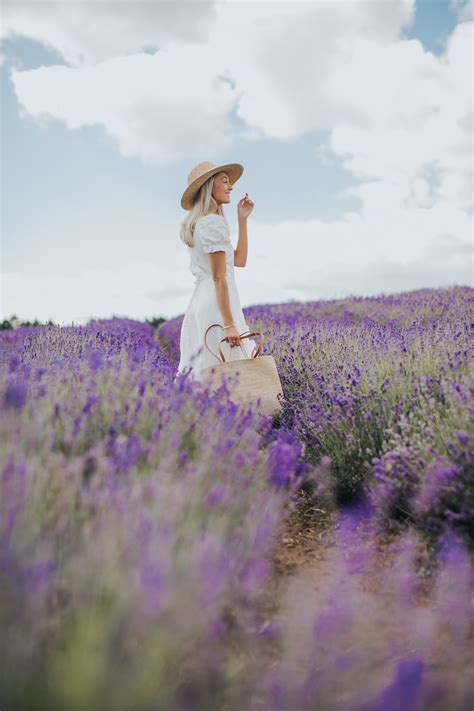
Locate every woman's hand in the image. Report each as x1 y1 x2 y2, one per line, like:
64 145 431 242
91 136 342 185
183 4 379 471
224 325 241 348
237 193 254 220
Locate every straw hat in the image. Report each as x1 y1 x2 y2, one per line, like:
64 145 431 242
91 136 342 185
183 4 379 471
181 160 244 210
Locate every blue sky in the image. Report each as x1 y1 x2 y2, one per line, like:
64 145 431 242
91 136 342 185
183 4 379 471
1 0 472 324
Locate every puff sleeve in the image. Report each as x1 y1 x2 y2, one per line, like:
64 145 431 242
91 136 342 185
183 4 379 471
199 215 229 253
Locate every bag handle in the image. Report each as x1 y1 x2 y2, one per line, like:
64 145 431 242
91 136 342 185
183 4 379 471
204 323 265 363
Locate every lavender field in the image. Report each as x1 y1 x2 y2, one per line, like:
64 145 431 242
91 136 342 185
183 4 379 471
1 286 473 710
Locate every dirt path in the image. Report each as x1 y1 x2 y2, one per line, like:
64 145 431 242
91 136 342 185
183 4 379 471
261 495 435 612
253 492 474 677
253 496 338 642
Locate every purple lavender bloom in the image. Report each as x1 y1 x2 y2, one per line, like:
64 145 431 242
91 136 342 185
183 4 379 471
455 429 469 445
8 354 21 373
3 378 28 409
88 349 104 372
267 440 300 488
204 483 230 508
363 657 424 711
139 561 167 617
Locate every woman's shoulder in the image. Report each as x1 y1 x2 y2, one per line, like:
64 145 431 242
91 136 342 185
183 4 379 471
194 213 230 251
195 213 230 236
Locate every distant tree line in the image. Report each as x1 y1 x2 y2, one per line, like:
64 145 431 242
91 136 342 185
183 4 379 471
144 316 167 329
1 315 167 330
0 315 55 330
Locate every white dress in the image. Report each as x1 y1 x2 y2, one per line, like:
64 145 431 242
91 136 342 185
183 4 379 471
175 213 257 381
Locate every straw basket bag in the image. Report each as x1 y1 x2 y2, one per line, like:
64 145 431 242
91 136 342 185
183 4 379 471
200 323 284 417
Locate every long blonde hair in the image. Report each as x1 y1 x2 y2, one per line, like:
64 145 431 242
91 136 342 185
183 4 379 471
180 174 229 248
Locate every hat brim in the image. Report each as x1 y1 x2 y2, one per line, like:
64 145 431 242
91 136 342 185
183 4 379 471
181 163 244 210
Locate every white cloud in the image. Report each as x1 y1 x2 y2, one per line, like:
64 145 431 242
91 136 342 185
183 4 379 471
233 206 471 309
450 0 474 22
0 0 218 67
10 50 239 161
5 1 420 160
3 221 469 324
1 258 193 325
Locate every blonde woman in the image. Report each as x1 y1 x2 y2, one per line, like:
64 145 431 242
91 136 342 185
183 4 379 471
176 160 257 381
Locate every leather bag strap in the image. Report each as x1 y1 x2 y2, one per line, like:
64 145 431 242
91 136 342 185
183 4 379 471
204 323 265 363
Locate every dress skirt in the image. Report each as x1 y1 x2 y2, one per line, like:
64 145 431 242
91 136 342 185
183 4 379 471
176 273 257 381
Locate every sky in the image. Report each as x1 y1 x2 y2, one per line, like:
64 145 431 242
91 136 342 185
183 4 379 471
1 0 473 325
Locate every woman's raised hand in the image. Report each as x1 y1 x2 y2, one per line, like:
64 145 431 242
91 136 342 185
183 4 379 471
237 193 254 220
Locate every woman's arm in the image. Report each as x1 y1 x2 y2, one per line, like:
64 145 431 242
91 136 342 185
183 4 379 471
208 251 235 326
234 216 248 267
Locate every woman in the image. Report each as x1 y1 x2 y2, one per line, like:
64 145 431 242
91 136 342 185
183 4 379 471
175 160 257 381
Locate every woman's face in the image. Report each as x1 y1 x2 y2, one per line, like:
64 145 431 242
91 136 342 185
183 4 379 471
211 172 232 206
